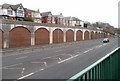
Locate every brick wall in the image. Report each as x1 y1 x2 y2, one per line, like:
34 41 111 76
0 30 3 49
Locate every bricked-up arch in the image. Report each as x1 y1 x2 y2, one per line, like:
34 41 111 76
35 28 49 45
53 29 63 43
84 31 89 40
105 33 108 38
91 31 94 39
9 27 31 48
98 32 101 38
95 32 98 39
76 30 82 41
66 29 74 42
101 33 104 38
0 30 3 48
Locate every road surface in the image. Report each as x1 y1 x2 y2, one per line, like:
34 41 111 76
2 37 119 80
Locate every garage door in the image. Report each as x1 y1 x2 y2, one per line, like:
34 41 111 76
66 29 74 42
0 30 3 48
76 30 82 41
53 29 63 43
91 31 94 39
84 31 89 40
9 27 31 48
35 28 50 45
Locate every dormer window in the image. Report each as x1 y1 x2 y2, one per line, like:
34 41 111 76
7 8 13 15
16 6 24 17
18 10 24 16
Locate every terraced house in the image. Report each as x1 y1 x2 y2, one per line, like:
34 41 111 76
0 3 85 27
24 8 41 23
40 11 55 24
0 3 25 21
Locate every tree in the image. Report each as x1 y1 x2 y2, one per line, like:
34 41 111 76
91 22 114 30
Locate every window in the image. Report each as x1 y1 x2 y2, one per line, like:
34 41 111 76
48 17 51 23
17 7 24 17
3 16 8 19
17 10 24 16
7 9 13 15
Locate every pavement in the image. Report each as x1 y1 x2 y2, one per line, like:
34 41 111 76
1 37 119 80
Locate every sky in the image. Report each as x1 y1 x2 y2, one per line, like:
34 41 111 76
0 0 119 28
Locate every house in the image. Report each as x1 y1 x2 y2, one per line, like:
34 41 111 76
64 16 73 26
80 20 84 27
0 3 25 21
72 17 81 27
0 4 16 20
54 13 64 25
40 11 55 24
24 8 41 23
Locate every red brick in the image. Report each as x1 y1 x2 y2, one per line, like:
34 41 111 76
84 31 89 40
91 31 94 39
76 30 82 41
9 27 31 48
53 29 64 43
66 30 74 42
0 30 3 49
35 28 49 45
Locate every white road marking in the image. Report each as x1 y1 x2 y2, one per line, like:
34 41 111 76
3 63 22 68
40 68 44 71
18 72 34 80
31 61 47 67
95 45 103 48
83 48 94 53
58 55 79 64
55 50 62 52
16 56 28 59
83 50 90 53
68 54 73 57
59 58 62 60
21 68 25 76
94 43 109 48
44 62 47 67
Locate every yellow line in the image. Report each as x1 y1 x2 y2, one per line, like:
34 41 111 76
2 51 31 57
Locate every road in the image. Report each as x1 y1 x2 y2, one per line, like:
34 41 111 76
2 37 119 80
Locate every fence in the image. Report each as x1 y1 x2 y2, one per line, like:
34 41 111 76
68 47 120 81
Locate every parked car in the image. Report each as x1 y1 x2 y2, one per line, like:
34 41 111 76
103 38 109 43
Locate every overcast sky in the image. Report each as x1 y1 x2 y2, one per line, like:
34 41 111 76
0 0 119 28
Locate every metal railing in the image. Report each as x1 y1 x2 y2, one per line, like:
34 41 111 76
68 47 120 81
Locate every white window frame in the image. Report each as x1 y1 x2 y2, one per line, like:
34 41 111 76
7 8 13 15
16 6 24 17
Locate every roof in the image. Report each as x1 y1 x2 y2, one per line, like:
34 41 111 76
11 4 22 11
54 13 63 18
72 17 81 21
26 9 40 13
1 3 11 9
64 16 73 20
40 11 52 17
1 3 23 11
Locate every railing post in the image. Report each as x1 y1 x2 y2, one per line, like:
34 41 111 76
68 48 120 81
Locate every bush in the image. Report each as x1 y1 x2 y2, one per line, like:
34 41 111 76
24 17 34 22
